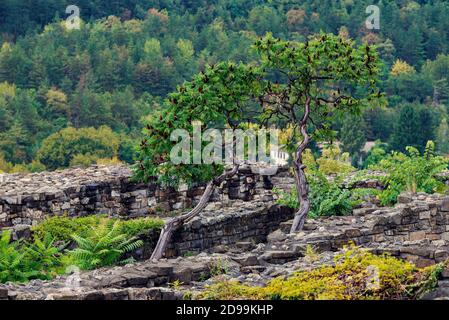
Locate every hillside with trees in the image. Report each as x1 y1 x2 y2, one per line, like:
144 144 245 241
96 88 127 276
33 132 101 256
2 1 449 304
0 0 449 173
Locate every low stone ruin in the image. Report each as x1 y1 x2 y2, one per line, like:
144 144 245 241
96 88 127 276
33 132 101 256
0 165 289 230
1 191 449 300
1 166 449 300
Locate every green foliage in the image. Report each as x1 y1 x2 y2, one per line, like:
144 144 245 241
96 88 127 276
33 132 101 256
169 279 184 290
273 188 300 211
37 126 120 170
339 115 367 167
436 117 449 155
255 32 383 137
24 234 65 280
363 141 389 168
32 215 164 243
0 231 33 283
307 173 354 218
274 172 354 218
32 215 102 243
0 215 164 283
1 2 449 169
0 230 64 283
315 146 355 176
390 104 439 153
69 153 100 168
198 247 443 300
373 141 449 205
0 155 45 173
209 259 230 277
275 147 359 217
68 220 144 270
134 61 262 187
349 188 381 203
0 154 11 173
117 217 165 237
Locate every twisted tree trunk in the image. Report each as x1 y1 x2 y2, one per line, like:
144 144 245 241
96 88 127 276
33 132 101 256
150 165 239 261
290 98 311 233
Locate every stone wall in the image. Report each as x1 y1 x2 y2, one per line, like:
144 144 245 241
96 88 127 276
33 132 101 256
2 194 449 300
133 203 294 259
2 164 446 230
271 193 449 268
136 192 449 265
0 165 290 229
169 203 293 257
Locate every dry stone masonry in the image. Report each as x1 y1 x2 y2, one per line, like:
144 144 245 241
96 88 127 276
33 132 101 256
131 203 294 260
1 166 449 300
1 192 449 300
0 165 290 229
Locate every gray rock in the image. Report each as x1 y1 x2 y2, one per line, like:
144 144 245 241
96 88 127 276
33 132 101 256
232 254 259 267
0 288 8 300
260 250 299 264
397 193 413 204
170 266 193 284
267 229 287 243
151 263 173 276
441 198 449 212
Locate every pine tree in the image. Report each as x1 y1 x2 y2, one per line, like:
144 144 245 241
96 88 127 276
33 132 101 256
433 78 449 105
399 24 425 67
390 104 436 153
390 104 420 152
340 115 367 167
436 118 449 155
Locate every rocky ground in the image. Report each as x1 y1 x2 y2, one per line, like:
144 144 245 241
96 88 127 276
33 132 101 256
1 192 449 300
0 165 132 198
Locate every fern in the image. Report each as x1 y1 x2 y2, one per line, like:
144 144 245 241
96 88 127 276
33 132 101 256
69 221 144 270
274 171 353 218
0 231 30 283
373 141 449 205
25 233 64 279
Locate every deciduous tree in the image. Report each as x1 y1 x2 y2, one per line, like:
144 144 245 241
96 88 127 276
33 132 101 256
254 33 382 232
135 62 262 260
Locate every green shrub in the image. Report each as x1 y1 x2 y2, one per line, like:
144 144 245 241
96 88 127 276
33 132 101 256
350 188 380 203
273 187 299 211
308 173 354 217
0 231 65 283
37 126 120 170
69 153 99 168
32 215 164 243
198 247 444 300
0 231 33 283
363 141 389 168
1 215 163 283
372 141 448 205
24 234 65 280
315 145 355 176
32 215 103 243
68 221 144 270
116 217 164 237
275 171 354 218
